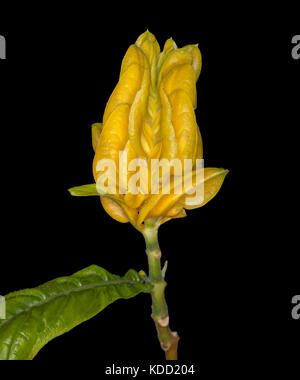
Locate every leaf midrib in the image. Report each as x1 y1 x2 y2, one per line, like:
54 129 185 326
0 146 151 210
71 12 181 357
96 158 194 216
0 278 145 328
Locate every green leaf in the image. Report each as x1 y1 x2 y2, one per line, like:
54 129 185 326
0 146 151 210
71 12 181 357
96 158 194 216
0 265 152 360
68 183 99 196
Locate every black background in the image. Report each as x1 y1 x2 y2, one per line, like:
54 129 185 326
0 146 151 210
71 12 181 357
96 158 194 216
0 5 299 373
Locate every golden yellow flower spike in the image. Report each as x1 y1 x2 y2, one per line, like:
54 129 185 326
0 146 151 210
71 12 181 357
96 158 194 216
69 31 228 360
90 31 227 229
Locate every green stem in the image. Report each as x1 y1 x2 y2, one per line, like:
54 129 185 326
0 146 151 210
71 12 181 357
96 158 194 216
143 219 179 360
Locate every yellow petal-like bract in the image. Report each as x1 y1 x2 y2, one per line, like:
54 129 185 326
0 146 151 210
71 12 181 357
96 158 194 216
92 31 227 228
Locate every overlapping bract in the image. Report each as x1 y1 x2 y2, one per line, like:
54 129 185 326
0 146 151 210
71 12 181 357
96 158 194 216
92 31 227 228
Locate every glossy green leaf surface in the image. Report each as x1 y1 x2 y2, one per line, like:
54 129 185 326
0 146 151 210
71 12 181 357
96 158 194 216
0 265 151 360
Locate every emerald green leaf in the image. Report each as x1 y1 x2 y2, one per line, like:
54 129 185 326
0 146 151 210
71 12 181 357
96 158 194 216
68 183 99 196
0 265 152 360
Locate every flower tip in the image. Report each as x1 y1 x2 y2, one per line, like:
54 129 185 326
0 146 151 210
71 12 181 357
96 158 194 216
218 168 229 176
163 37 177 52
220 168 229 180
136 29 157 46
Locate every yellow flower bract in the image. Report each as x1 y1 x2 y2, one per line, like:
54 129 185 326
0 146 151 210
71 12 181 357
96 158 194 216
92 31 227 228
